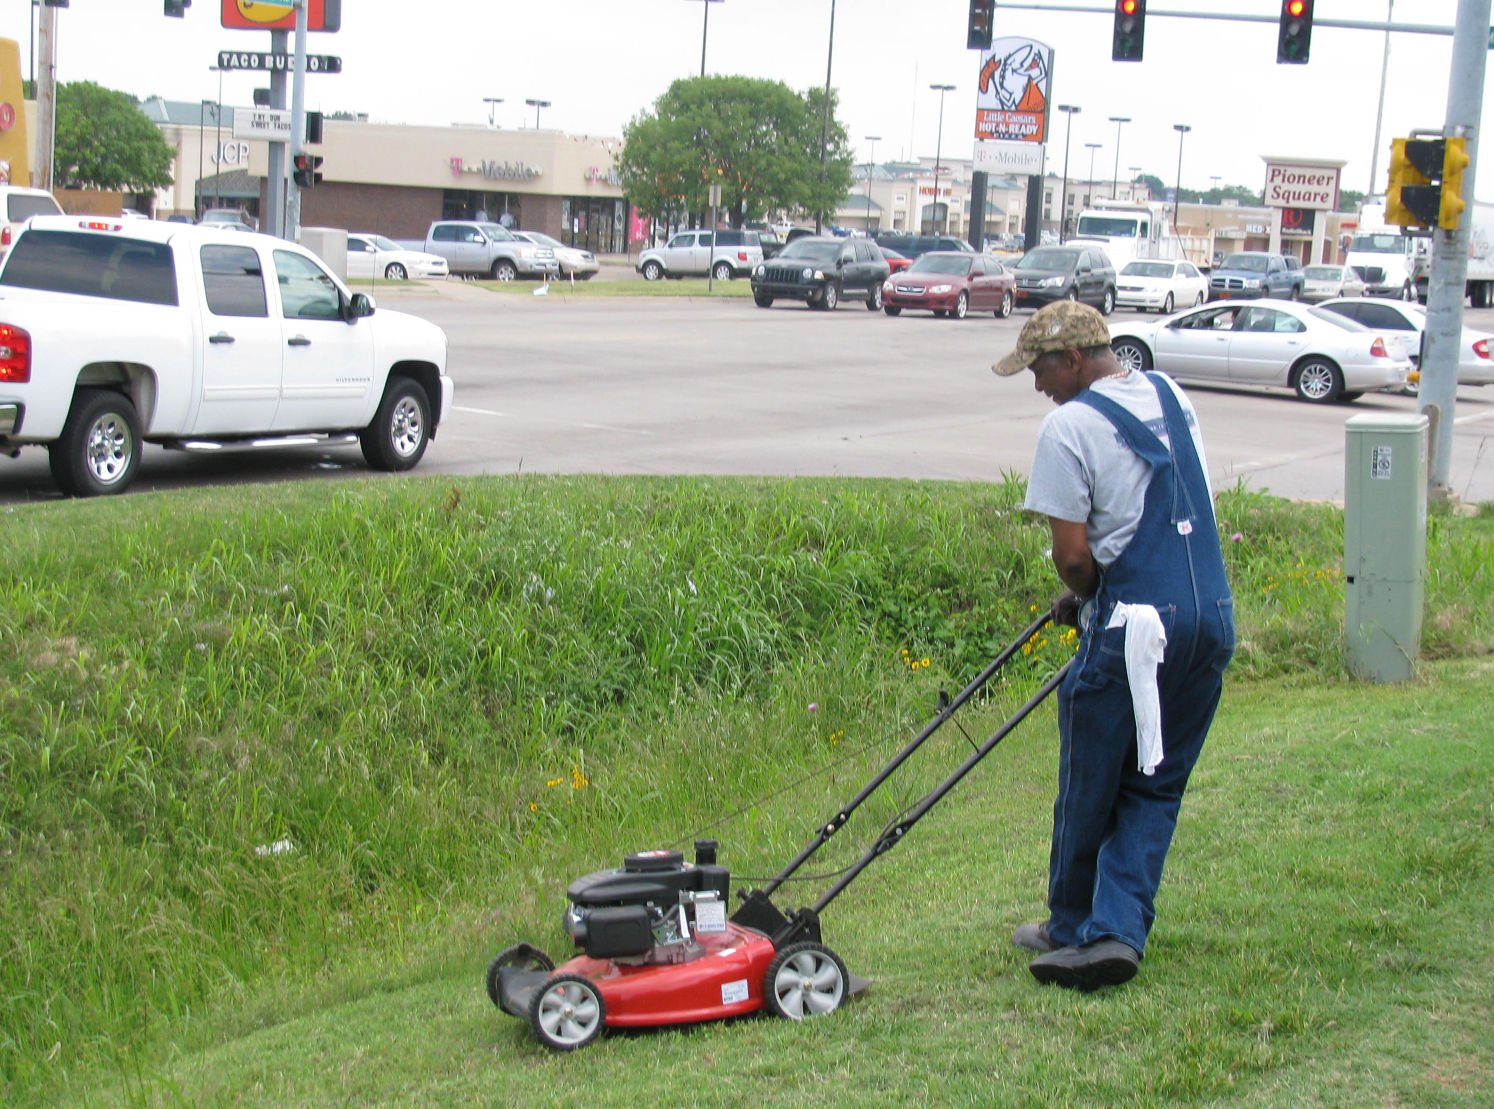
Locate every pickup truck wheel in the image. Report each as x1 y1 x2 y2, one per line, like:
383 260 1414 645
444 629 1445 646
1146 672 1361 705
641 260 663 281
1290 358 1343 404
361 378 432 471
712 261 734 282
384 262 407 280
491 260 519 282
50 388 141 497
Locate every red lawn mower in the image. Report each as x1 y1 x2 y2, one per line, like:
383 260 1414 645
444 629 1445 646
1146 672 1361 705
486 611 1069 1050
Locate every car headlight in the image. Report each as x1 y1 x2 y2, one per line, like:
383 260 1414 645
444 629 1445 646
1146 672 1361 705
1038 275 1064 288
754 263 765 277
882 278 894 290
802 267 816 281
1244 278 1261 289
930 283 953 294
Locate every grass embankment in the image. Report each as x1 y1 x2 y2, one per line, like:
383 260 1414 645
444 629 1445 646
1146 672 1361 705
0 478 1488 1105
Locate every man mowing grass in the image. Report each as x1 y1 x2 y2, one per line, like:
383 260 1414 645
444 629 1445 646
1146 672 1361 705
994 301 1235 991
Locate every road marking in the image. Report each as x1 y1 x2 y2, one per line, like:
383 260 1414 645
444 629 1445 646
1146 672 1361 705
455 405 506 417
453 405 648 436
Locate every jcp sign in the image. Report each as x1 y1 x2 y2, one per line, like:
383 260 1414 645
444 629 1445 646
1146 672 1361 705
213 141 252 168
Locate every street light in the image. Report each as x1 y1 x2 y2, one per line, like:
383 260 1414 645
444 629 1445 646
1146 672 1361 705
1209 174 1221 201
209 64 224 211
929 83 955 233
1173 123 1192 228
864 134 881 231
685 0 725 77
1107 115 1130 200
1057 104 1080 242
483 97 504 127
1084 142 1102 208
525 98 551 129
815 0 838 234
1128 166 1142 202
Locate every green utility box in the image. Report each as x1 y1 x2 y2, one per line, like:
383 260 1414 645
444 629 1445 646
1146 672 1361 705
1344 413 1428 682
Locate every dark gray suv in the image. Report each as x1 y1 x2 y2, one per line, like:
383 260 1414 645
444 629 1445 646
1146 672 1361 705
1011 245 1118 314
750 236 890 311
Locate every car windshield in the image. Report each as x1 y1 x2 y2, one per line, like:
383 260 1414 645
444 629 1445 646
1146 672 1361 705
1018 248 1078 270
1349 233 1405 253
909 254 971 275
780 240 841 262
366 234 402 251
1221 254 1269 272
480 223 515 241
1121 262 1174 278
1304 266 1341 280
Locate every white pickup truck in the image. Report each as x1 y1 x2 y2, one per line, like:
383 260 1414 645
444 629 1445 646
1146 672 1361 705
0 216 452 496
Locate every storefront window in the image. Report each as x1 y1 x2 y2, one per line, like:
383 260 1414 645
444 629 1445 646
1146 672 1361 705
560 197 626 254
443 190 520 226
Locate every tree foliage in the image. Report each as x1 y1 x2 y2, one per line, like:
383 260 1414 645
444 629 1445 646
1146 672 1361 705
617 76 853 227
54 82 174 192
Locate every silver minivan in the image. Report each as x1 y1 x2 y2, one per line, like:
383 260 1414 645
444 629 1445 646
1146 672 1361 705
636 229 766 281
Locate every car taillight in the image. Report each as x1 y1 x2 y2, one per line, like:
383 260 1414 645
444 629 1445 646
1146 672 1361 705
1474 338 1490 360
737 251 748 261
1 226 10 246
1370 337 1388 358
0 324 32 383
78 220 123 232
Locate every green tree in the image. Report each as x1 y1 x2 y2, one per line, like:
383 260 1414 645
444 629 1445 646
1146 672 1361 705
54 81 174 192
617 75 852 227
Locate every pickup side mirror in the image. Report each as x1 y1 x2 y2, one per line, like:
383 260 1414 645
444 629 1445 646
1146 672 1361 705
346 292 375 321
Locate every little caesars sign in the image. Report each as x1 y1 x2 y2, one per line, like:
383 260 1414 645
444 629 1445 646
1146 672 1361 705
1263 162 1339 211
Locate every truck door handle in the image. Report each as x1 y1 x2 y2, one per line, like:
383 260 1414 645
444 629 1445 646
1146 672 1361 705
209 332 235 344
287 336 312 347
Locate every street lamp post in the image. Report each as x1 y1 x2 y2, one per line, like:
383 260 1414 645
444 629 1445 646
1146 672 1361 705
197 98 214 219
210 64 224 211
815 0 838 234
483 97 503 127
864 134 880 232
525 98 551 129
1057 104 1080 242
1128 166 1142 202
1107 115 1130 200
1209 174 1222 200
686 0 725 77
1173 123 1192 229
929 83 955 233
1084 142 1102 209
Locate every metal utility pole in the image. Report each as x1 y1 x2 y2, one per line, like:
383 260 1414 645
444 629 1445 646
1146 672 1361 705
285 0 310 239
34 0 56 191
1369 0 1394 195
1420 0 1489 498
815 0 837 234
265 30 289 239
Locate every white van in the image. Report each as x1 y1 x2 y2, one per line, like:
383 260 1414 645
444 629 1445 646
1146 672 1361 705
0 186 65 262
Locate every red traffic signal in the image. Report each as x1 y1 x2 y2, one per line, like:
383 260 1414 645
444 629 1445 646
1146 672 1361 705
292 153 324 188
967 0 994 51
1277 0 1314 64
1113 0 1146 63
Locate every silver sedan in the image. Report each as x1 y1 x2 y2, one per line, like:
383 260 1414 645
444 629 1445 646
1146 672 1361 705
1316 297 1494 388
1108 298 1411 403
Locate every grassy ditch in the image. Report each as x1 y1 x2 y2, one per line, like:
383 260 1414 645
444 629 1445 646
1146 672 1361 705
0 477 1488 1104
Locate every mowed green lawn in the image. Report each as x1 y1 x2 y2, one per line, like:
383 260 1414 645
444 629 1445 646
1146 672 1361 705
0 476 1487 1106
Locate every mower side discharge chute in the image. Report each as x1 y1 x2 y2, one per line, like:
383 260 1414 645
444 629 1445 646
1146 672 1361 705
486 611 1065 1050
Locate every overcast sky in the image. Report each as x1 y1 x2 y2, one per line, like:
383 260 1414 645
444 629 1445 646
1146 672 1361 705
11 0 1491 198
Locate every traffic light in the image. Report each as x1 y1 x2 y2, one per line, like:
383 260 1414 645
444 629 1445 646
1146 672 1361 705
1439 137 1470 231
967 0 994 51
305 111 324 145
1277 0 1313 64
1112 0 1146 63
1387 137 1448 229
292 153 323 188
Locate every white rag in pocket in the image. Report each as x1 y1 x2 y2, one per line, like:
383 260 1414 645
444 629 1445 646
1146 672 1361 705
1105 603 1168 775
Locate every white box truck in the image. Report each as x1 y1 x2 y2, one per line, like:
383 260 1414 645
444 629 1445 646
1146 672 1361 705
1347 198 1494 306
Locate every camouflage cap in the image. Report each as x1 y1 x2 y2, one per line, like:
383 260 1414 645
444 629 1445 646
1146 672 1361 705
992 300 1112 376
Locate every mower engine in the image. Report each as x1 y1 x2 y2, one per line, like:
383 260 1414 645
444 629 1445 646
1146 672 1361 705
562 841 730 964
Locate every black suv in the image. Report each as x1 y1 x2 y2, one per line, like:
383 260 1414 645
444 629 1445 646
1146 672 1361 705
1011 245 1118 314
751 236 890 311
873 232 975 261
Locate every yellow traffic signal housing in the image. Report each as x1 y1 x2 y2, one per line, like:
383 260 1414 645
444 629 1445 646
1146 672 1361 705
1439 137 1470 231
1385 138 1428 227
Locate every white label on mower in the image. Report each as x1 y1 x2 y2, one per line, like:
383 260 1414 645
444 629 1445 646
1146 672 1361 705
721 979 749 1005
695 899 727 934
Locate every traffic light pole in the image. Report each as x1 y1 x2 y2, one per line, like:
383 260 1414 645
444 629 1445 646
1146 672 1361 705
991 2 1454 37
285 0 310 240
1420 0 1488 499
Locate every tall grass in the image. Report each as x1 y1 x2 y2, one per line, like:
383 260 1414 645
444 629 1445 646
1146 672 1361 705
0 476 1487 1102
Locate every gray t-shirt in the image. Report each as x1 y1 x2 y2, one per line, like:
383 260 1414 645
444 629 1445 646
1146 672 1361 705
1023 371 1212 567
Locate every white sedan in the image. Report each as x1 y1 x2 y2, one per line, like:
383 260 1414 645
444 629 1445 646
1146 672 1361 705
1316 297 1494 387
1108 298 1411 403
513 231 600 279
1300 264 1367 302
347 233 449 280
1115 259 1209 314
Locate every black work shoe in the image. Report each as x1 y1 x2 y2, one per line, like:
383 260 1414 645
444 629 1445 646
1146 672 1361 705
1028 940 1140 991
1012 921 1059 953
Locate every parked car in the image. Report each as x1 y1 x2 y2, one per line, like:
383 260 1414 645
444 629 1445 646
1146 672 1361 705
1115 259 1208 314
1011 245 1117 314
424 221 556 280
880 246 912 274
636 229 768 280
0 185 65 261
1300 264 1367 302
1316 297 1494 388
881 251 1014 319
1108 299 1411 404
513 231 599 279
1208 251 1304 301
346 233 450 280
750 236 889 310
200 207 257 231
872 232 975 261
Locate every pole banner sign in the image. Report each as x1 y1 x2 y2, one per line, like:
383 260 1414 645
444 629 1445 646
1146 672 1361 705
975 38 1054 144
221 0 341 33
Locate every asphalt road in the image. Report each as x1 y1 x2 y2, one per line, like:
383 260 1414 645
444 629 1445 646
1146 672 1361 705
2 280 1491 505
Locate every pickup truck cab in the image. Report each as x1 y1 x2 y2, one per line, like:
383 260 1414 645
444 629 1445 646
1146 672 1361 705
425 220 557 281
1208 251 1305 302
0 216 451 496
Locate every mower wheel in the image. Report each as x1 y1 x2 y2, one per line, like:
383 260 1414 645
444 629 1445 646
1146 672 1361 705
764 941 848 1020
529 973 606 1051
485 944 555 1009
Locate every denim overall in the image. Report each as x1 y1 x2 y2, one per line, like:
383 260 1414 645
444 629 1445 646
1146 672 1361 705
1048 373 1235 956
